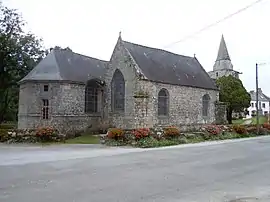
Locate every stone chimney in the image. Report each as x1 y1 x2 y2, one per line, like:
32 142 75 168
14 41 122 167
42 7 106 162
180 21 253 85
64 47 72 51
258 88 262 93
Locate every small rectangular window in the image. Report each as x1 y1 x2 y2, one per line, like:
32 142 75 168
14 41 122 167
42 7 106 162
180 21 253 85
262 103 266 108
44 85 49 92
42 99 49 119
251 103 254 107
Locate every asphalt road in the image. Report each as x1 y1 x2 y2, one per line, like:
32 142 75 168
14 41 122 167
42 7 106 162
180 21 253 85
1 137 270 202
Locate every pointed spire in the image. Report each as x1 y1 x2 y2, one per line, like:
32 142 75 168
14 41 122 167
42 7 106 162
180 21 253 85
118 31 122 41
216 34 230 61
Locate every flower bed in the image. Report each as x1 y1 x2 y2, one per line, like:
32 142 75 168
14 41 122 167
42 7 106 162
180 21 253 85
0 127 66 144
101 124 270 148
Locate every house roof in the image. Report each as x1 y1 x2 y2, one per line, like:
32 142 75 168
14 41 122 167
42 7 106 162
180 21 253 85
122 40 218 90
250 89 270 102
19 47 107 84
216 35 231 62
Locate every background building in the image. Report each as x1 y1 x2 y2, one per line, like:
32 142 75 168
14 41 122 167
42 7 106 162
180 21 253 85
246 88 270 119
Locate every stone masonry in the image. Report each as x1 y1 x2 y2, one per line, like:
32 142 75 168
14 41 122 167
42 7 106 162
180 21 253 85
132 80 218 129
18 82 101 132
18 34 227 132
103 38 140 129
104 38 220 129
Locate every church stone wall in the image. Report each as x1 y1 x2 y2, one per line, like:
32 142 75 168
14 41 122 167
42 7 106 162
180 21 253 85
18 82 101 132
104 38 222 129
104 39 142 129
134 80 219 128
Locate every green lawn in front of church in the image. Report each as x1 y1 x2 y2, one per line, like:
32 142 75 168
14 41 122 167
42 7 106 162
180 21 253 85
232 116 268 125
65 133 100 144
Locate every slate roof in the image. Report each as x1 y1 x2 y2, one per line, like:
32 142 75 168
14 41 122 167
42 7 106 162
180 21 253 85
19 47 107 84
20 38 218 90
250 89 270 102
122 40 218 90
216 35 231 61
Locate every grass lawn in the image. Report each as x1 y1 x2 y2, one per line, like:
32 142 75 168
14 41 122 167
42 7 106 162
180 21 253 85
232 116 268 125
251 116 267 124
65 134 100 144
232 119 246 124
0 123 17 129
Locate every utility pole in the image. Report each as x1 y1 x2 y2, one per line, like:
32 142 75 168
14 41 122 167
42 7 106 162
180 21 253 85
256 63 259 135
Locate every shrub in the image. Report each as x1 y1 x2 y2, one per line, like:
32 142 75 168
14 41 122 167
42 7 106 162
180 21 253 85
258 128 269 136
203 125 221 135
107 128 124 140
233 125 247 134
246 126 257 134
132 128 150 140
2 129 38 143
105 138 127 146
151 127 164 140
36 127 59 142
0 129 8 142
262 123 270 130
163 126 180 138
136 136 179 148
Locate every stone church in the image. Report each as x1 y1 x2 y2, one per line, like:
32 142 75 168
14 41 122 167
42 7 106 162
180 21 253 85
18 34 226 132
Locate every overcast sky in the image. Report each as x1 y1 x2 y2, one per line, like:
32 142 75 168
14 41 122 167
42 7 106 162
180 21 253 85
4 0 270 96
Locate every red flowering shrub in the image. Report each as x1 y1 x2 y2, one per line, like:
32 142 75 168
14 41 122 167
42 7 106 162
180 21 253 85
36 127 58 142
262 123 270 130
233 125 247 134
204 125 221 135
107 128 124 139
132 128 150 140
246 126 257 134
163 126 180 138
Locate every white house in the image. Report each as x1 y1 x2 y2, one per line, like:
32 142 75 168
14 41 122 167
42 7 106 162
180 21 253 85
246 88 270 118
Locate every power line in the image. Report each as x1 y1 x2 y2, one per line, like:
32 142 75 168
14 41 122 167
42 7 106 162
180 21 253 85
146 0 266 55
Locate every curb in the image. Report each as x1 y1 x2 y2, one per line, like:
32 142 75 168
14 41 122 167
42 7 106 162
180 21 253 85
141 135 270 151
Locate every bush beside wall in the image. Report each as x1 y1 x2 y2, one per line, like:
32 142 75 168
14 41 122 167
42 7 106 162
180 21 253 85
101 124 270 148
0 127 66 144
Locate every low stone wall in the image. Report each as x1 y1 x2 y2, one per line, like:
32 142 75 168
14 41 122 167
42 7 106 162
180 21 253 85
215 101 227 124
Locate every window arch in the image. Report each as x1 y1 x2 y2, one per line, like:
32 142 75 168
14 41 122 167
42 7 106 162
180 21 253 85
85 80 99 113
158 88 169 116
202 94 211 117
111 69 125 112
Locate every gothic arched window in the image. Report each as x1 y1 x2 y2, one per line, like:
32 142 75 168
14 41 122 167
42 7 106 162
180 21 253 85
202 94 211 117
111 69 125 112
158 88 169 116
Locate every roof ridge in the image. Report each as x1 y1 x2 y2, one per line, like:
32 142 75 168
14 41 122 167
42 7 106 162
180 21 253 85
73 52 108 63
55 48 108 63
51 50 65 80
122 40 194 59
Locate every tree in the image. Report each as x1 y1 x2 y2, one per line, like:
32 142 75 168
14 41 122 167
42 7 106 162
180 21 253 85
216 75 251 124
0 3 47 124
